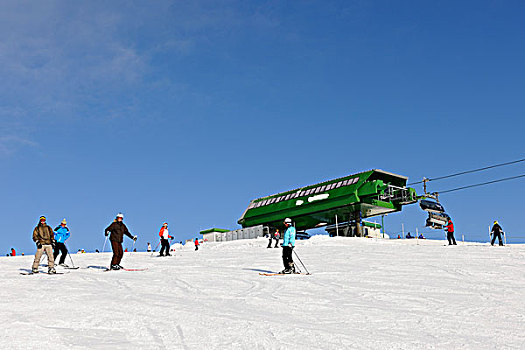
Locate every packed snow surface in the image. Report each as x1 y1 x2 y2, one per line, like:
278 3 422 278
1 236 524 349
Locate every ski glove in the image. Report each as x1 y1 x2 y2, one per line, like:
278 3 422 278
36 242 42 249
105 231 109 237
133 236 138 241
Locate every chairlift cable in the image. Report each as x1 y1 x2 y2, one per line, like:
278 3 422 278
408 158 525 185
437 174 525 195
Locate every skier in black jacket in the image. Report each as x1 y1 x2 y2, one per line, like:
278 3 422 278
491 221 504 246
104 213 137 270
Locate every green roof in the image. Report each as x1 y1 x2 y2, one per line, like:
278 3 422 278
200 228 230 235
362 221 381 229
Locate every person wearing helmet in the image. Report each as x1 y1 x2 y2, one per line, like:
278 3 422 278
53 219 71 266
491 220 504 246
274 229 281 248
31 216 56 274
280 218 296 274
159 222 174 256
104 213 137 270
445 218 457 245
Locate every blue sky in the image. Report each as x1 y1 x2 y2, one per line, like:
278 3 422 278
1 0 524 254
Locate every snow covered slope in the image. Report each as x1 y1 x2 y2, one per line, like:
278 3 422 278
1 237 524 349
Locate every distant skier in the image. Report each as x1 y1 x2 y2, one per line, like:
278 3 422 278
159 222 174 256
445 218 457 245
147 242 152 252
274 229 280 248
31 216 56 274
266 231 273 248
491 220 504 246
104 213 137 270
280 218 296 274
10 248 15 256
405 232 413 239
53 218 70 266
418 233 425 239
194 238 199 251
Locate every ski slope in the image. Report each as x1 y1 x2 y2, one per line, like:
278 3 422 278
1 236 524 349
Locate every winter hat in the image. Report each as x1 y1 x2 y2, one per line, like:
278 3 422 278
61 218 67 225
39 216 46 221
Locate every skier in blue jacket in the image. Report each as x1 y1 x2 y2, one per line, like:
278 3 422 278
54 219 71 266
281 218 296 274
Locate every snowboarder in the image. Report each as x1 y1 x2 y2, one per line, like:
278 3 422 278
104 213 137 270
274 229 280 248
445 218 457 245
159 222 174 256
53 218 70 266
194 238 199 251
491 220 504 246
281 218 296 274
10 248 15 256
31 216 56 274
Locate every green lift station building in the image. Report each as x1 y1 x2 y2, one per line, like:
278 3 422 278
238 169 417 235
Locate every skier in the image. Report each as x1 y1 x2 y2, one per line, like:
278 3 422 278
147 242 152 252
194 238 199 251
491 220 504 246
53 219 70 266
405 232 413 239
104 213 137 270
10 248 15 256
266 231 273 248
445 218 457 245
159 222 174 256
31 216 56 274
280 218 296 274
274 229 280 248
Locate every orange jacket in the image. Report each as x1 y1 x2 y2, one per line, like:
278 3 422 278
159 227 173 239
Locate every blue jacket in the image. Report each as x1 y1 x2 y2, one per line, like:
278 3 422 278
54 226 70 243
283 226 296 247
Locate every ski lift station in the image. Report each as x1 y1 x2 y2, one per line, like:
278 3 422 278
202 169 420 241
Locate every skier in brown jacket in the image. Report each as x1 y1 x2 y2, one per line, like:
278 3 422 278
104 213 137 270
31 216 56 274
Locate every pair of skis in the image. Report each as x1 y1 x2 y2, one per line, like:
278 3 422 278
259 272 310 276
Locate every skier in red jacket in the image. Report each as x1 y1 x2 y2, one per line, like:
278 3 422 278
10 248 15 256
445 218 457 245
194 238 199 251
159 222 174 256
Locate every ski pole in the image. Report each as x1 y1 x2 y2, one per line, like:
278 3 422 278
102 235 109 253
65 243 76 268
150 241 161 257
130 239 136 255
293 249 310 275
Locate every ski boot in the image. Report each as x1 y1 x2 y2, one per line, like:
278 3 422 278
59 263 68 268
289 262 296 274
48 267 56 274
110 264 121 270
32 268 39 274
117 264 124 270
